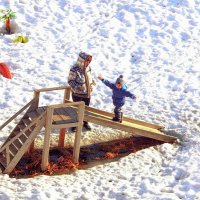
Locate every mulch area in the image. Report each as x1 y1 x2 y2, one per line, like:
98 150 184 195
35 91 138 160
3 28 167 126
10 136 165 178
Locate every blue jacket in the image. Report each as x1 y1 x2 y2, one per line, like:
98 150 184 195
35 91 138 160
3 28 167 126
101 79 136 107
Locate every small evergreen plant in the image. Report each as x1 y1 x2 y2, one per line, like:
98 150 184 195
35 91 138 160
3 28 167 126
0 9 16 34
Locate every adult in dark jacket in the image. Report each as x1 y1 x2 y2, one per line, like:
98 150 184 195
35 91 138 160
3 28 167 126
68 52 95 130
98 75 136 122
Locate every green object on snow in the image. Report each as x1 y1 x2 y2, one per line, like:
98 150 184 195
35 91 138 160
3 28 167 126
12 35 29 43
0 9 16 22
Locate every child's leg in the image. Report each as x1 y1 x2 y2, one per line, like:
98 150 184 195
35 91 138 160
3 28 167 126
113 106 123 122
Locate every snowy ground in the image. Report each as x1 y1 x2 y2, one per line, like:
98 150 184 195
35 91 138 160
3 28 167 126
0 0 200 199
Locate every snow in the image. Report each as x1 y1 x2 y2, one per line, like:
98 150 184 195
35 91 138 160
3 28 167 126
0 0 200 199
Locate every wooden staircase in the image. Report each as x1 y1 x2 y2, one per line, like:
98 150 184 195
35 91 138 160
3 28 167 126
0 108 46 174
0 85 85 174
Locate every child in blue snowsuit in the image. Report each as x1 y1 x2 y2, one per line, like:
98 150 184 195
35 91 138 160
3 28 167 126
98 75 136 122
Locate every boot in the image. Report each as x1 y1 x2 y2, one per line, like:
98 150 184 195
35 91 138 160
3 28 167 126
70 127 77 132
112 112 123 123
112 116 120 122
83 121 92 131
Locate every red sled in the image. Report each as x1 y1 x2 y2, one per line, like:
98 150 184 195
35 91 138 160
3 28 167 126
0 63 13 79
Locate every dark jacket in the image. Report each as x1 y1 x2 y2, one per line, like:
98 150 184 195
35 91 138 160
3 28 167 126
101 79 136 107
68 52 94 98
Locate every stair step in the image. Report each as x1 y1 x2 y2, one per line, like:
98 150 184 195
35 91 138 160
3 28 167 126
27 111 40 119
36 108 45 115
7 131 18 138
22 118 32 125
24 129 33 137
13 139 23 148
9 144 18 156
18 124 27 130
19 134 28 143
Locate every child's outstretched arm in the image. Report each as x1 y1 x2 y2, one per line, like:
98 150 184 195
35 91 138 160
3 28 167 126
123 90 137 100
98 74 115 89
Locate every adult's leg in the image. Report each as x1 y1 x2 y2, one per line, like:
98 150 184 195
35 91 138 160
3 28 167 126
72 95 92 130
82 97 91 130
72 94 82 102
70 95 82 132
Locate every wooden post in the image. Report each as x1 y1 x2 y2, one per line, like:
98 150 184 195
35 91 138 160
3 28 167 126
58 87 71 147
41 107 53 171
28 91 40 153
58 128 66 147
73 101 85 163
6 147 10 166
63 87 71 102
32 91 40 110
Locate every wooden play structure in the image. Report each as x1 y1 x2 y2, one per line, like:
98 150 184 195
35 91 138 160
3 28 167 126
0 86 177 174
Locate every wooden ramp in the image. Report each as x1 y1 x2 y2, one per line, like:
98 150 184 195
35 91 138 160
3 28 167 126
83 106 177 143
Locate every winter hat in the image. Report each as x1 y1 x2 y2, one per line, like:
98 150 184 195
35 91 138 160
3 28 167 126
79 52 92 61
77 52 92 68
79 52 88 60
116 75 124 86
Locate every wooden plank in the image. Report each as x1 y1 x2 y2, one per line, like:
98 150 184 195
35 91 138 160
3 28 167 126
54 108 71 121
52 110 63 124
30 93 39 112
41 107 53 171
52 122 79 129
84 105 164 130
11 142 19 151
58 87 71 147
19 134 28 143
36 107 47 115
6 148 10 166
9 144 18 156
63 87 71 101
13 139 23 149
49 101 86 109
58 128 66 148
18 124 26 130
62 107 78 122
24 129 33 137
84 114 177 143
73 101 85 163
22 118 31 125
35 86 71 93
27 111 39 119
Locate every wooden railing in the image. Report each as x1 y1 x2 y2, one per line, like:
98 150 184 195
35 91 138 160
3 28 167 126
0 86 71 132
34 86 71 105
0 98 36 131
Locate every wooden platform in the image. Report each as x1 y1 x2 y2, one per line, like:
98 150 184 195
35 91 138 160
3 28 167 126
36 106 78 126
